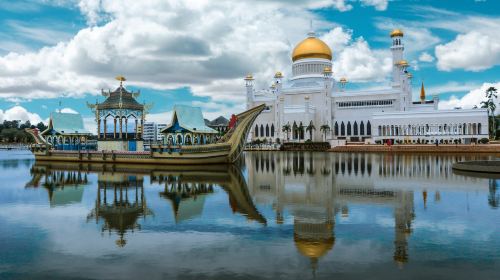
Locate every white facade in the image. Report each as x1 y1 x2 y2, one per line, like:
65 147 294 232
247 30 489 144
143 122 167 142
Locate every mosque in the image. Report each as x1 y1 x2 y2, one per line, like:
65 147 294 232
246 29 489 144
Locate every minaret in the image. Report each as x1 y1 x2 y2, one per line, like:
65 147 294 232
274 71 283 92
420 82 426 104
390 29 404 88
244 74 254 110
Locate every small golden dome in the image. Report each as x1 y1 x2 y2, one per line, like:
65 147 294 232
244 74 254 80
390 29 404 37
323 66 332 73
340 77 347 83
294 236 334 259
274 71 283 78
292 36 332 62
398 60 409 67
406 73 413 78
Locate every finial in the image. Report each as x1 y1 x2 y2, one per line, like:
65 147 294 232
307 19 315 37
115 75 126 86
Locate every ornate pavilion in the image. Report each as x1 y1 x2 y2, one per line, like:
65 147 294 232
88 76 151 151
41 112 92 150
161 105 218 145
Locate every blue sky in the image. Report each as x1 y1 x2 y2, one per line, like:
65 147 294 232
0 0 498 131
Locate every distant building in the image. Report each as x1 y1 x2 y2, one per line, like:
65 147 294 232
205 116 229 134
142 122 167 142
161 105 218 145
41 112 91 150
142 122 157 142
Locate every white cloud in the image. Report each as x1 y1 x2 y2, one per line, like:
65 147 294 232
332 38 392 82
438 82 500 111
60 107 79 114
435 31 500 71
0 106 43 124
360 0 388 11
426 81 481 95
419 52 434 62
0 0 391 104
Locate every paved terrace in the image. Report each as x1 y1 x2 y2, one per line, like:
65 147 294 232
330 144 500 153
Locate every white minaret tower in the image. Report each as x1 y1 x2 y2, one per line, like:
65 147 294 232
390 29 404 88
244 74 254 110
274 71 283 93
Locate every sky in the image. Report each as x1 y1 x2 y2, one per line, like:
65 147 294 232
0 0 499 133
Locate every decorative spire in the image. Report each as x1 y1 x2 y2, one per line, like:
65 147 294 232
115 75 126 87
307 19 315 37
420 82 426 103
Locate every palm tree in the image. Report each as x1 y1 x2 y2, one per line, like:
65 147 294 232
306 121 316 141
480 87 498 139
320 124 330 142
282 123 291 141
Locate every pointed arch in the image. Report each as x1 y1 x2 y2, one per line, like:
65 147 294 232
271 124 275 137
367 121 372 135
334 121 339 136
341 122 345 136
360 121 364 135
265 124 269 137
347 121 352 136
353 121 358 135
260 124 264 137
255 125 259 137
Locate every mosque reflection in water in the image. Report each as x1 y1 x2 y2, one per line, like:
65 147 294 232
25 152 498 271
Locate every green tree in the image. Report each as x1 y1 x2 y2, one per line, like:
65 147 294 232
282 123 291 141
306 121 315 141
480 87 498 139
320 124 330 142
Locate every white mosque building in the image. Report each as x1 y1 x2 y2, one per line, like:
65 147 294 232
246 29 489 144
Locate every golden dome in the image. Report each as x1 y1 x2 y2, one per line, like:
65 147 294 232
292 36 332 62
339 77 347 83
274 71 283 78
398 60 409 67
323 66 332 73
294 236 335 259
390 29 404 37
244 74 254 80
406 73 413 78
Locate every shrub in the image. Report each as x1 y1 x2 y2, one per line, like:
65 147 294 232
480 138 489 144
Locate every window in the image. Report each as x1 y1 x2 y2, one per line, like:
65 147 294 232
360 121 365 135
341 122 345 136
334 122 339 136
265 124 269 137
271 124 275 137
367 121 372 135
255 125 259 137
260 125 264 137
347 122 352 136
354 121 358 135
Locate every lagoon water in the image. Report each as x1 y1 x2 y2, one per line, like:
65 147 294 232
0 150 499 279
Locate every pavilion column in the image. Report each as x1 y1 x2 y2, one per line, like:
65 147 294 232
140 118 144 140
125 118 128 139
97 114 101 140
119 117 123 139
103 118 107 139
135 119 138 139
114 118 117 139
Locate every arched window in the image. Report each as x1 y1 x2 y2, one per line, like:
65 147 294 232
367 121 372 135
255 125 259 137
341 122 345 136
360 121 365 135
334 122 339 136
260 125 264 137
478 123 482 134
463 123 466 135
271 124 275 137
354 121 358 135
177 134 183 145
265 124 269 137
347 122 352 136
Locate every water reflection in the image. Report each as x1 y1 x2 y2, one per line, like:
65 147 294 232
26 165 89 207
246 152 498 270
6 152 499 279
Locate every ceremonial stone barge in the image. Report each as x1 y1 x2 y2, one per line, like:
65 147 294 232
26 77 265 164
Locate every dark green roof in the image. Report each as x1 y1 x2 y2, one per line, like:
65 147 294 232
97 86 144 110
